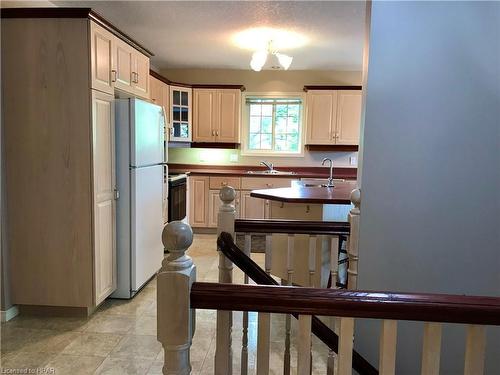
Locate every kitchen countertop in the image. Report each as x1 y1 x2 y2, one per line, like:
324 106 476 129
250 180 358 205
168 164 357 180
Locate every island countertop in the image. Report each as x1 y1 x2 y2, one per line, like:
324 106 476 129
250 180 358 205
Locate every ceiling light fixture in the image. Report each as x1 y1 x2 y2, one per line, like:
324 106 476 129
249 41 294 72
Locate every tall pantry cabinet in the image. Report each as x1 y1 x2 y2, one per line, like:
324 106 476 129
1 9 152 312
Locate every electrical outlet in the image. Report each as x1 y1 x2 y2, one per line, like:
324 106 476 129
229 153 238 162
349 156 357 166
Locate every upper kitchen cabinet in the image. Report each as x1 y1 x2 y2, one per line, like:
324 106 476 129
192 86 243 144
305 87 362 146
111 38 150 99
170 85 192 142
90 22 114 95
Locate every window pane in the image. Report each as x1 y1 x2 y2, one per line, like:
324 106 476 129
180 123 189 138
261 117 272 133
250 117 261 133
287 133 299 152
181 107 188 122
287 116 299 133
262 104 273 116
249 133 260 149
275 116 287 134
181 91 188 106
275 134 287 151
261 134 272 149
173 91 180 105
173 122 181 137
173 107 180 121
288 104 300 118
275 104 288 118
250 104 261 116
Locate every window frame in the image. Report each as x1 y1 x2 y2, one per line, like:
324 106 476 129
241 92 306 157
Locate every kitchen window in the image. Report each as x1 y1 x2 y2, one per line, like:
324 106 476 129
242 94 304 156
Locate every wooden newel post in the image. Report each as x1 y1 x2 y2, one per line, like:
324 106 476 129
347 188 361 290
215 186 236 375
157 221 196 375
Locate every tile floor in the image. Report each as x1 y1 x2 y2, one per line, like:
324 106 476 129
1 234 330 374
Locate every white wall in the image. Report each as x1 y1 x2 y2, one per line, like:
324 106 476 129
356 1 500 373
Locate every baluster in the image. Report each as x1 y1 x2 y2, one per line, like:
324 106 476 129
379 320 397 375
308 235 317 287
283 234 295 375
215 186 236 375
157 221 196 375
464 325 486 375
241 234 252 375
297 314 312 375
256 235 272 375
348 188 361 290
337 317 355 375
327 236 340 375
421 322 442 375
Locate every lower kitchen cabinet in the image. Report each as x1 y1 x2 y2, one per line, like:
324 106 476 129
240 191 270 220
189 176 209 227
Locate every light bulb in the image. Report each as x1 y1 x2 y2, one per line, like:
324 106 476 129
250 50 268 72
276 53 293 70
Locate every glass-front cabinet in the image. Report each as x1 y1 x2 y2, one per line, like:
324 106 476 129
169 85 192 142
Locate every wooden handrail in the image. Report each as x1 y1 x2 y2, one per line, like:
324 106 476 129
234 219 350 235
192 283 500 326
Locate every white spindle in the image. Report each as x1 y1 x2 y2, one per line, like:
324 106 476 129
297 314 312 375
256 235 272 375
347 188 361 289
421 322 442 375
308 235 317 287
157 221 196 375
337 317 355 375
241 234 252 375
283 234 295 375
215 186 236 375
379 320 397 375
327 235 340 374
464 325 486 375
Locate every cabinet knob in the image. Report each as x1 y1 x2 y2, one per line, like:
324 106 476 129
216 130 219 136
266 183 273 188
306 205 310 213
111 70 117 83
212 130 215 136
221 182 228 186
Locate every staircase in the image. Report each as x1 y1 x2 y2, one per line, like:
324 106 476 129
157 186 500 374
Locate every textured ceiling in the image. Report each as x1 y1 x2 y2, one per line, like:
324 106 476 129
54 1 366 71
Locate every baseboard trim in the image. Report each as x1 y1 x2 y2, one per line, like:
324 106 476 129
1 305 19 322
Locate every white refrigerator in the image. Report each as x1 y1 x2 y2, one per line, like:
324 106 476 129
113 98 166 298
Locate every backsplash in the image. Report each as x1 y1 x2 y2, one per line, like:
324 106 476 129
168 147 358 168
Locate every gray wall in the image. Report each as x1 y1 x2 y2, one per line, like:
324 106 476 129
356 1 500 373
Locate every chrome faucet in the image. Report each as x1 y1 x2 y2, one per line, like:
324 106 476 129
260 160 274 172
322 158 335 187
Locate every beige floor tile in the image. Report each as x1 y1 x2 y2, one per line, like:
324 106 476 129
109 334 161 360
46 354 105 375
0 351 57 371
146 360 164 375
84 314 136 334
61 333 124 357
97 298 154 317
128 315 156 336
94 356 154 375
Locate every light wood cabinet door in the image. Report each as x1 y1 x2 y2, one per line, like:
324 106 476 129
335 90 362 145
90 22 114 95
305 90 337 145
92 91 117 305
240 191 269 220
133 52 150 98
217 89 240 143
193 89 217 142
208 190 241 228
113 39 134 92
188 176 209 227
150 76 162 105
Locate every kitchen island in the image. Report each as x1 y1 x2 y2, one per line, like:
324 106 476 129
250 180 358 286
